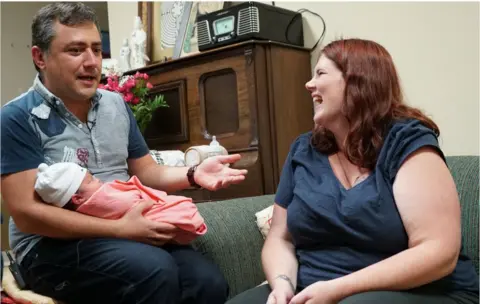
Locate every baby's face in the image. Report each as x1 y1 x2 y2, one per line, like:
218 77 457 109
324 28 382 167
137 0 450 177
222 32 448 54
77 172 104 199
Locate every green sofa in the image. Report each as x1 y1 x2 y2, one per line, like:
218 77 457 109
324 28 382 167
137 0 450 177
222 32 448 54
193 156 479 299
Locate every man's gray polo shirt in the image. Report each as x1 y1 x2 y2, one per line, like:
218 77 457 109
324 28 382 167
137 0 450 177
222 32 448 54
1 75 150 264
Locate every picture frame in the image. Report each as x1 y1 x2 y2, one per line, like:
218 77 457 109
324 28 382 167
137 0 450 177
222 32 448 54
138 2 153 62
137 2 234 62
178 2 228 58
172 2 193 59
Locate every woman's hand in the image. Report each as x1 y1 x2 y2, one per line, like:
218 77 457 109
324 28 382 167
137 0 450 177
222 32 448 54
289 280 342 304
266 279 295 304
195 154 248 190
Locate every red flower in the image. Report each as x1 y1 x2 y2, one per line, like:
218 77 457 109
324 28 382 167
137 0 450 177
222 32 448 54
132 97 140 105
125 78 136 90
124 92 134 102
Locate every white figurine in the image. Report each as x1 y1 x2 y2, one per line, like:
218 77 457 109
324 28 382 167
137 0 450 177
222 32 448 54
131 16 150 69
119 38 131 72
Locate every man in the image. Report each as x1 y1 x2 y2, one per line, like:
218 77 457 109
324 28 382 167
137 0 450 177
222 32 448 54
1 3 247 304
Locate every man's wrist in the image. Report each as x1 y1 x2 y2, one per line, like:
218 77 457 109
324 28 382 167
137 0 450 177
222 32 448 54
274 274 296 293
187 165 201 188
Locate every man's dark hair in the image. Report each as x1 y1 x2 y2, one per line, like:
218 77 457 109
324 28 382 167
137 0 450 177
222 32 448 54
31 2 100 71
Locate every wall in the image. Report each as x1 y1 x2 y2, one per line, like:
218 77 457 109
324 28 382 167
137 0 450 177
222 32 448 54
0 2 109 105
107 2 137 62
277 2 479 156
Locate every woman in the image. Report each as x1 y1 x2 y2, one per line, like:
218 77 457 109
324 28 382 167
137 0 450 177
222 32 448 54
227 38 479 304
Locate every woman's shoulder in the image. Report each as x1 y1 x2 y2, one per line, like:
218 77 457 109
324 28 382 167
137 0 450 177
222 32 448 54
378 118 444 180
386 118 438 138
382 118 441 154
289 131 314 154
295 131 313 144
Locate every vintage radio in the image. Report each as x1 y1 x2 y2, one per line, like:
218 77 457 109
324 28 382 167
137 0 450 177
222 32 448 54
196 2 304 52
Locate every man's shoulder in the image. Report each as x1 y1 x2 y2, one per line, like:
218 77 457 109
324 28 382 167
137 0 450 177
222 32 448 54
1 89 42 123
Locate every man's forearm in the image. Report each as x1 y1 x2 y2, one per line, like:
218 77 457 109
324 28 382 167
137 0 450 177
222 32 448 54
134 163 190 192
16 202 119 239
332 242 458 300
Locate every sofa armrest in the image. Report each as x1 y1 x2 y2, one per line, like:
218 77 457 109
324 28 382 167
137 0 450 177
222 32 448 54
193 195 274 298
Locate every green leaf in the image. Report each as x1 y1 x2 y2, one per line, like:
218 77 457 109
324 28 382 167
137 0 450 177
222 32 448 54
129 93 168 135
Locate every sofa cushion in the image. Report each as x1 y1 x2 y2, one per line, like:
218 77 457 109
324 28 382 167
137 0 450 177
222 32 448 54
255 205 274 239
446 156 479 273
194 195 274 299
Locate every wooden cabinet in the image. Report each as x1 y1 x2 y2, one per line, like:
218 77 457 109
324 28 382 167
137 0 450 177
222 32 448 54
126 40 313 202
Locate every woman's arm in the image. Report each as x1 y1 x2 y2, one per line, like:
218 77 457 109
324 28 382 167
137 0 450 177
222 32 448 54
262 204 299 291
327 147 460 299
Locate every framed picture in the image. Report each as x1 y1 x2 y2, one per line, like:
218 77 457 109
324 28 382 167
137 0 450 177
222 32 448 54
138 2 231 62
164 2 193 59
138 2 153 61
177 2 226 58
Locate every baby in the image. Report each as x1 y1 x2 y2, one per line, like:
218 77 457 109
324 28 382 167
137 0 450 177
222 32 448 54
34 162 207 244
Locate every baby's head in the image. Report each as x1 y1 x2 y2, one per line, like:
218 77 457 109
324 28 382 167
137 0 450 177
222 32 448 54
35 162 103 207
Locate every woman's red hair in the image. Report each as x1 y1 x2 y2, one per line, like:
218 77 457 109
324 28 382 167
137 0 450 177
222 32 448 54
311 38 439 169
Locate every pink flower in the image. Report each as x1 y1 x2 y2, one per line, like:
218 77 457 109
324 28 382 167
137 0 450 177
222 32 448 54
132 97 140 105
124 92 134 103
106 77 119 91
146 82 153 89
125 78 136 90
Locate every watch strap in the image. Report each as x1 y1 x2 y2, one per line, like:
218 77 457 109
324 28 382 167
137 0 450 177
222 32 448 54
187 165 201 188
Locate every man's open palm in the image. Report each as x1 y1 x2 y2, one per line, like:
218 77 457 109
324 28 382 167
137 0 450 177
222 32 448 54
195 154 248 190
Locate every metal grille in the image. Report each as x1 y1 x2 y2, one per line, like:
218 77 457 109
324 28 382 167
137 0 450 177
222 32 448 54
197 20 212 46
237 7 260 36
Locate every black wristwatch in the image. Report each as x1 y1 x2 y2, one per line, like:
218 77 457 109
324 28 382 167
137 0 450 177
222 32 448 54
187 165 202 188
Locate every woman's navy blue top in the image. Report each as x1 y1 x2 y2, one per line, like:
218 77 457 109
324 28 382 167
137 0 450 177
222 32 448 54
275 119 478 293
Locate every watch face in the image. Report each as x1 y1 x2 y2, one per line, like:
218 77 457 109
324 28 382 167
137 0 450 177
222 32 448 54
185 150 201 166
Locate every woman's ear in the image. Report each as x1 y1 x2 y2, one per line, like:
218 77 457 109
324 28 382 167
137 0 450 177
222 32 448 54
71 194 86 205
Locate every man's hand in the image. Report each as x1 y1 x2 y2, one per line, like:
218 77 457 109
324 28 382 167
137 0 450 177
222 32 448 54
194 154 248 190
114 200 178 246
